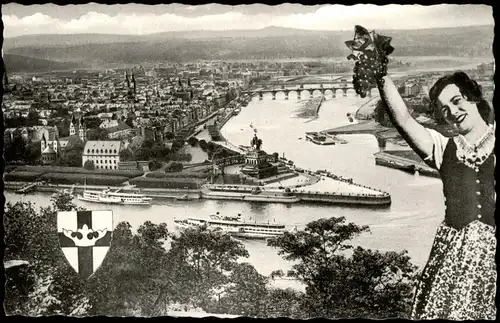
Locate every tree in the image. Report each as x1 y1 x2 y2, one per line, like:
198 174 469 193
57 118 71 138
171 139 185 152
187 137 198 147
150 143 170 160
85 221 171 316
165 226 249 310
214 263 269 317
86 128 109 141
267 217 418 319
125 117 135 128
57 144 83 167
141 139 155 150
148 159 163 171
26 110 40 126
260 287 307 319
198 139 208 151
165 132 175 140
84 117 102 129
83 160 95 170
119 149 133 162
5 116 27 128
135 148 151 161
165 162 183 173
4 193 88 316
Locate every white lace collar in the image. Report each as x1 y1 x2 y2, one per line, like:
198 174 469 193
454 123 495 170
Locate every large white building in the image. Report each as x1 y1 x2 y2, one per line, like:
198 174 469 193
82 140 122 170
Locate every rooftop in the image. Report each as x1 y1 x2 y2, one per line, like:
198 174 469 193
83 140 122 155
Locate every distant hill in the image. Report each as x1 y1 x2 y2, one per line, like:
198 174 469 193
3 54 85 73
3 25 494 64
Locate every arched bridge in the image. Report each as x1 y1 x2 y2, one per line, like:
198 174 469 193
242 83 366 100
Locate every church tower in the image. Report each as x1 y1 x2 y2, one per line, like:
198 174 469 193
125 71 130 88
78 116 87 142
69 114 77 136
132 73 136 96
41 133 47 152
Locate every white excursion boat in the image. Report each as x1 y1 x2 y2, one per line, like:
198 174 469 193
77 189 152 206
174 212 297 240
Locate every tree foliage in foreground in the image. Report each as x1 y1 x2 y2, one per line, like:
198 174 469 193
4 192 88 316
267 217 419 319
5 195 418 319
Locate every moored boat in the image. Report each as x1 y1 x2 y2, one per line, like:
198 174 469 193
176 194 190 201
305 132 348 145
77 189 152 206
174 212 297 240
305 132 336 145
201 184 301 204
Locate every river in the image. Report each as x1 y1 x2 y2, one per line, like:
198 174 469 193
5 90 446 289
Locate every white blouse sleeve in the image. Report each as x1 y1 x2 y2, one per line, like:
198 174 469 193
424 128 449 170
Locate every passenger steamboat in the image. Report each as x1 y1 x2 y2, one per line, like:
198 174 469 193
77 189 152 206
201 184 301 204
174 212 297 240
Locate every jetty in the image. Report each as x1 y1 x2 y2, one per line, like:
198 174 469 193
315 95 325 115
323 120 392 136
15 182 39 194
296 96 324 120
374 150 440 178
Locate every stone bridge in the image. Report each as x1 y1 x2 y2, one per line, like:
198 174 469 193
242 83 365 100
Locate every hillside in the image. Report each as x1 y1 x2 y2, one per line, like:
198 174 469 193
3 54 85 73
3 25 494 64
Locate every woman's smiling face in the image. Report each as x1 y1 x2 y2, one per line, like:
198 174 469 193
437 84 485 135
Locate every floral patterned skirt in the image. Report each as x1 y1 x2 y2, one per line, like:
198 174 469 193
410 220 496 320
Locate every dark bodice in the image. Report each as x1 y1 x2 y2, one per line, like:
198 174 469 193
440 139 495 230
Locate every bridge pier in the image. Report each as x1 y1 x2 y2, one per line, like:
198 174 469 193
247 83 355 100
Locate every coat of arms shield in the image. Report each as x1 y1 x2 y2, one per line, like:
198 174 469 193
57 210 113 279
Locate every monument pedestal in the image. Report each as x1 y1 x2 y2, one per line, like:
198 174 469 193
241 150 278 179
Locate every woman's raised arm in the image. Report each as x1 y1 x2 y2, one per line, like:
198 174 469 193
377 76 434 160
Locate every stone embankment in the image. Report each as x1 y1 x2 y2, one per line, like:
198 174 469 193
5 182 202 200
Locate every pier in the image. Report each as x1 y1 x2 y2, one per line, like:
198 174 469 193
315 95 325 115
374 151 440 178
15 182 39 194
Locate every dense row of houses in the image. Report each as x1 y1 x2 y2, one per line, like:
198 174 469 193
3 62 245 169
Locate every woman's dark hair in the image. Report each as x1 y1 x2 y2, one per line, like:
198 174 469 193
429 71 493 125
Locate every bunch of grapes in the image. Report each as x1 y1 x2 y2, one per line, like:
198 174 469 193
352 51 389 98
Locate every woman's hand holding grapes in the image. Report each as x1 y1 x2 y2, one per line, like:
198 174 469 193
345 25 394 98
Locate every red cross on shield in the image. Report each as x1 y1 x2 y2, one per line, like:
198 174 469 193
57 210 113 279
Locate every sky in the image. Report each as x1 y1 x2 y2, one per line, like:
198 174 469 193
1 3 494 38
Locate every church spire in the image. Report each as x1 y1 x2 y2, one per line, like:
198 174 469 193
132 73 136 95
125 71 130 88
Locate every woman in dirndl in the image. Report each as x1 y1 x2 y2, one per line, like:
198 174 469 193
346 26 496 320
